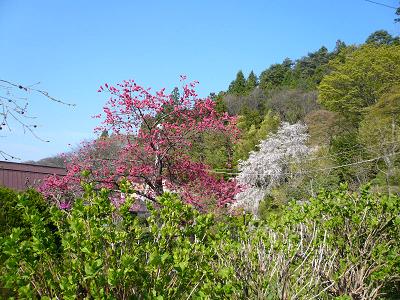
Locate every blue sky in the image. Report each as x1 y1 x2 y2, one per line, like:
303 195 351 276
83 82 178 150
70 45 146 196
1 0 399 162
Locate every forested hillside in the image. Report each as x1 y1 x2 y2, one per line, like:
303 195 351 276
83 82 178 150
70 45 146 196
204 30 400 216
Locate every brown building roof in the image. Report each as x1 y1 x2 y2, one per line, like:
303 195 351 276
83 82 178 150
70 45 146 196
0 161 66 191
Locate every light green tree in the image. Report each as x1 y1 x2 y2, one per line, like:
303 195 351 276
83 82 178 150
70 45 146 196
359 87 400 193
318 45 400 118
234 110 280 163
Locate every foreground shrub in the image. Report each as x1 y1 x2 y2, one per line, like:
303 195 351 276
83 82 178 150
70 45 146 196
224 184 400 299
0 187 53 298
0 184 238 299
1 184 399 299
0 187 19 237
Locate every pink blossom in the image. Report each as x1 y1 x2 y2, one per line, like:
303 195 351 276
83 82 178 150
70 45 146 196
40 78 240 211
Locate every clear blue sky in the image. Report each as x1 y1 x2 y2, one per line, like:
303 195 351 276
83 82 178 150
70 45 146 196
1 0 399 162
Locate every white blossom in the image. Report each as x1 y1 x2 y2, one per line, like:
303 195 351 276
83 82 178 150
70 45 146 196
233 122 310 214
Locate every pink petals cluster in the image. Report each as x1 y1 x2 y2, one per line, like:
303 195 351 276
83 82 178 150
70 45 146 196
164 157 241 209
41 78 239 210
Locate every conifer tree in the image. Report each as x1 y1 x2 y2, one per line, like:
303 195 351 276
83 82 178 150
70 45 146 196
228 70 246 95
246 71 258 92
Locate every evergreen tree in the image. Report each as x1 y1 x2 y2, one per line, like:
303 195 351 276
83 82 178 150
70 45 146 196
212 93 227 113
365 30 400 46
293 46 331 88
333 39 347 55
228 70 246 95
260 59 293 91
246 71 258 92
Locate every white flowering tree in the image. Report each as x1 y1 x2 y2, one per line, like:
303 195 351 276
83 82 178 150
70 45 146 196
233 122 310 214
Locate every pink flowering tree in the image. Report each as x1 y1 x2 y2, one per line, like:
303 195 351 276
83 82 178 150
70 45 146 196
40 77 240 210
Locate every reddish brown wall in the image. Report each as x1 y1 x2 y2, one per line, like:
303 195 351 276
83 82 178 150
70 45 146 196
0 161 66 191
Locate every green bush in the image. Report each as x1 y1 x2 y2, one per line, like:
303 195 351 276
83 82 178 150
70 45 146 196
0 187 53 298
0 186 19 237
1 183 399 299
0 187 50 237
0 183 239 299
270 184 400 299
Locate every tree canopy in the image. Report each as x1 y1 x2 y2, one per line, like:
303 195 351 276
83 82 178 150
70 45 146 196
318 44 400 117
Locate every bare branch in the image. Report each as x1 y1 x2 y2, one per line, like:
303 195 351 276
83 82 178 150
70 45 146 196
0 79 75 159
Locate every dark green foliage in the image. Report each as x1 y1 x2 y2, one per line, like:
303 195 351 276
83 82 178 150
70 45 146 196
228 70 247 95
0 187 20 298
170 86 180 103
246 70 258 92
0 187 50 238
211 92 227 114
292 46 332 89
259 58 293 91
333 39 347 54
258 46 333 92
100 129 109 139
0 187 19 237
221 41 356 129
366 30 400 46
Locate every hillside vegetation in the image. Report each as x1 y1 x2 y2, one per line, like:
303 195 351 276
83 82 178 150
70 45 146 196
211 30 400 215
1 30 400 299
